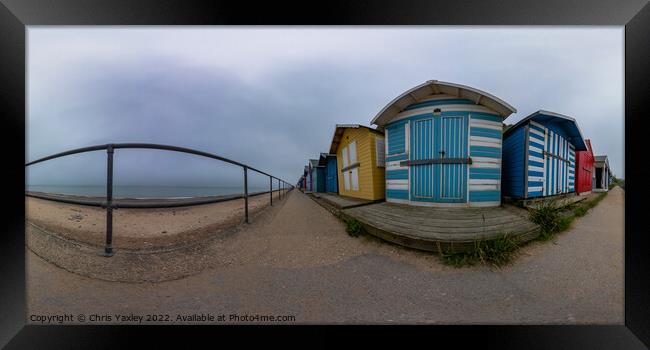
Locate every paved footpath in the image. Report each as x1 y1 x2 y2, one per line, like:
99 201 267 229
27 187 624 324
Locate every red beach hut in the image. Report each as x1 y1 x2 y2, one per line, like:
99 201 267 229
574 139 594 194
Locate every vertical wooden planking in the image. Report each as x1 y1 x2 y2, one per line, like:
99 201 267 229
543 130 547 197
406 121 411 201
410 118 435 199
437 115 466 201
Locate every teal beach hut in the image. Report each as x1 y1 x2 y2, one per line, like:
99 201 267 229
308 159 325 193
371 80 517 207
318 153 338 193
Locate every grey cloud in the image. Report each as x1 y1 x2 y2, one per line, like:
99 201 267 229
27 27 624 191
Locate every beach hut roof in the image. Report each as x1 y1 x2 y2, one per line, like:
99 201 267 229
595 155 610 168
371 80 517 126
318 152 335 166
594 156 612 176
504 110 588 151
309 158 324 169
328 124 383 154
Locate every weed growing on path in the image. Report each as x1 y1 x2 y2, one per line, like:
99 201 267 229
345 219 365 237
529 200 562 240
574 192 608 217
439 234 520 268
530 192 608 241
439 250 479 268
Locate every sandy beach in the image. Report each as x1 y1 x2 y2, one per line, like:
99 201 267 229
26 190 283 250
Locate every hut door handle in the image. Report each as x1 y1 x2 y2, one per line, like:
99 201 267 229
439 151 445 158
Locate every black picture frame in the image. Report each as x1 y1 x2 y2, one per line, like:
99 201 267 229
1 0 648 348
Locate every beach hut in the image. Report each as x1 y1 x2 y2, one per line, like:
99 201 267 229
502 110 587 199
308 159 325 193
298 175 306 191
308 160 317 192
370 80 516 207
329 124 386 200
317 165 326 192
304 165 312 191
593 155 612 192
318 153 339 193
575 139 594 194
302 169 308 191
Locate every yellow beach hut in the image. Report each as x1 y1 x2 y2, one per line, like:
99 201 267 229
328 124 386 201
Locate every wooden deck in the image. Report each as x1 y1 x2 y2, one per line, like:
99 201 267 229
310 192 377 209
341 202 540 252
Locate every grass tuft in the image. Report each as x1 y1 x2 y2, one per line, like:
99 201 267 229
477 234 520 266
345 218 365 237
530 192 609 241
528 200 563 240
572 205 588 217
439 234 520 268
439 250 479 268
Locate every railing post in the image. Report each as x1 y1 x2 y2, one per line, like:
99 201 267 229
269 176 273 206
278 178 281 200
103 144 114 257
244 166 249 223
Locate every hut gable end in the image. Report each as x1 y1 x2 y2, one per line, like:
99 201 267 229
334 127 385 201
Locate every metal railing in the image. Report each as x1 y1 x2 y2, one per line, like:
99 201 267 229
25 143 295 257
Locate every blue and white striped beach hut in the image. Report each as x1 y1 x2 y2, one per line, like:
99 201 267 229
502 110 587 199
371 80 517 207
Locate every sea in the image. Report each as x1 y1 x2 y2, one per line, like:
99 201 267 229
25 185 271 199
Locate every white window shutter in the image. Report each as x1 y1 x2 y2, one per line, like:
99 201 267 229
405 122 410 153
385 130 389 155
376 138 385 167
350 168 359 191
349 141 357 164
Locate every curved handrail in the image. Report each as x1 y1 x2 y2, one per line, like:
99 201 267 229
25 144 107 167
25 143 292 182
25 189 276 209
25 142 295 257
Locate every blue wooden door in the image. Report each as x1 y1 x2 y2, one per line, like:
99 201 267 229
436 115 468 203
543 129 571 196
310 169 316 191
317 167 326 192
326 157 338 193
410 118 435 200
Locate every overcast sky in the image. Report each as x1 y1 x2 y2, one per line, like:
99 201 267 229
27 27 624 190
